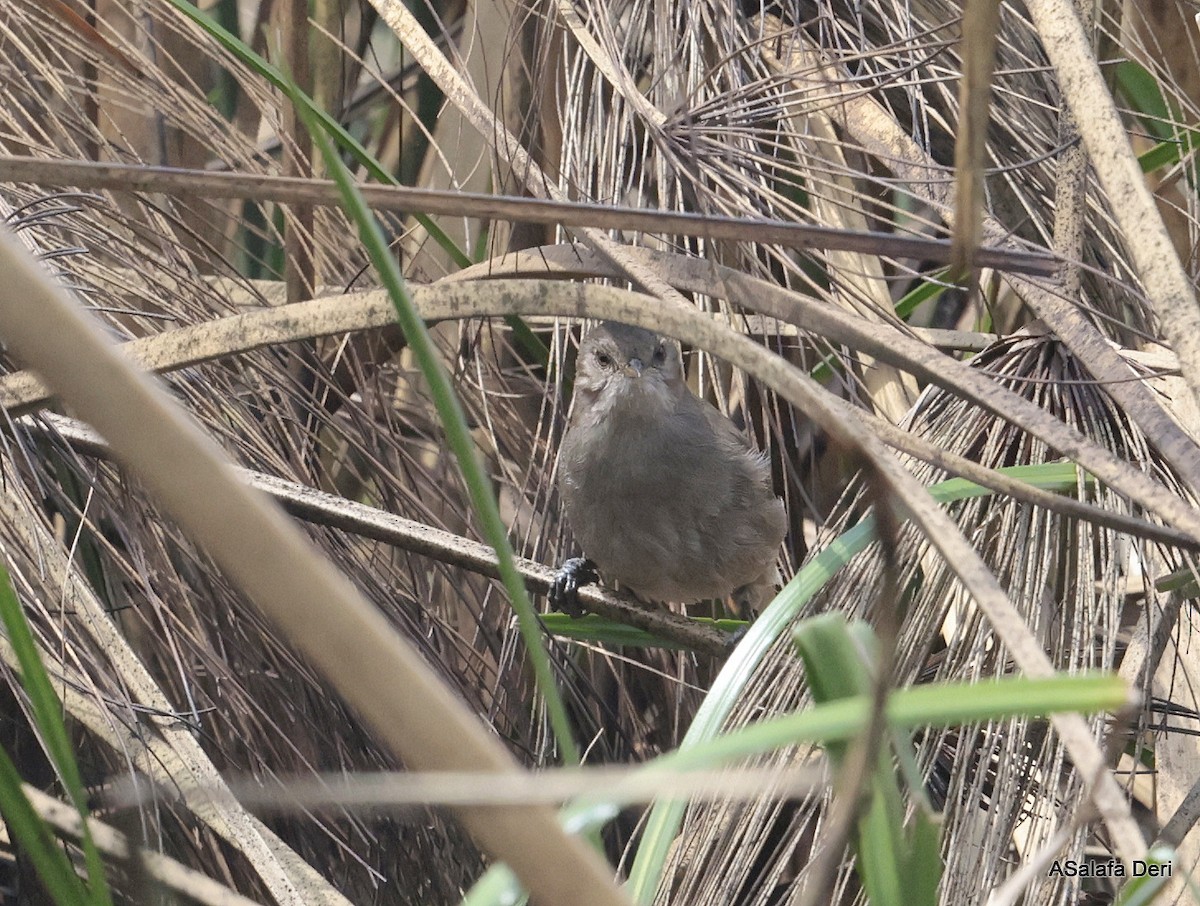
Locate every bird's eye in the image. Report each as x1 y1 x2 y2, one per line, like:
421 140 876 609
652 344 666 364
595 351 614 368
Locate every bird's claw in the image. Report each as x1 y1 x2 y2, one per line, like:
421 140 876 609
723 624 750 650
549 557 598 617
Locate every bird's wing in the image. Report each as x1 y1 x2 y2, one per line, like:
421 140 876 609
696 396 776 475
699 395 754 448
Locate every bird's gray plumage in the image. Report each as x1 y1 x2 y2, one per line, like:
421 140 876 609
557 322 787 609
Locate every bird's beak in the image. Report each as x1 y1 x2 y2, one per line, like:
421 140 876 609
623 358 644 378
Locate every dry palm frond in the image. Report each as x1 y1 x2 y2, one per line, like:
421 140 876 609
0 3 524 900
0 193 489 901
657 331 1198 905
0 0 732 897
506 0 1200 474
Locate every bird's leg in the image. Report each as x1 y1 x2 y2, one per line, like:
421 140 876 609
729 586 758 621
732 572 779 619
549 557 599 618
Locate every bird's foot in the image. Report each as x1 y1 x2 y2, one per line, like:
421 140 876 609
549 557 598 618
723 624 750 650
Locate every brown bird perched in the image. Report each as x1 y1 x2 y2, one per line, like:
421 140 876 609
551 321 787 616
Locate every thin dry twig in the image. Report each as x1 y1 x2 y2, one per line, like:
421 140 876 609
0 156 1061 276
24 413 734 656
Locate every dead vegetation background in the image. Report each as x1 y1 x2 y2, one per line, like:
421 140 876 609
0 0 1199 903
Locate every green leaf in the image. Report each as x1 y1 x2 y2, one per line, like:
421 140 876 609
1115 61 1172 139
539 613 745 649
893 269 953 321
1115 847 1177 906
291 82 581 764
1114 60 1200 185
794 613 874 705
164 0 471 268
0 566 110 904
0 747 91 906
906 808 943 904
795 615 939 906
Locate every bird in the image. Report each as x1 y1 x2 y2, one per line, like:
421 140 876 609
552 321 787 616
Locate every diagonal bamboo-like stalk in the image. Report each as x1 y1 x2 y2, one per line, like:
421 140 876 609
0 223 634 906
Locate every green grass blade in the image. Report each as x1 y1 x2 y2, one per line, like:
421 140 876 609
293 89 581 764
796 615 937 906
893 269 953 321
164 0 470 268
539 613 746 649
1115 60 1200 187
1115 61 1172 139
1115 847 1178 905
624 460 1088 901
0 746 91 906
0 566 110 904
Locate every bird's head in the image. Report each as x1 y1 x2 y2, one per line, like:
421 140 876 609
572 322 684 417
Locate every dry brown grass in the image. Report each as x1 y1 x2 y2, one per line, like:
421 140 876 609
0 0 1198 903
